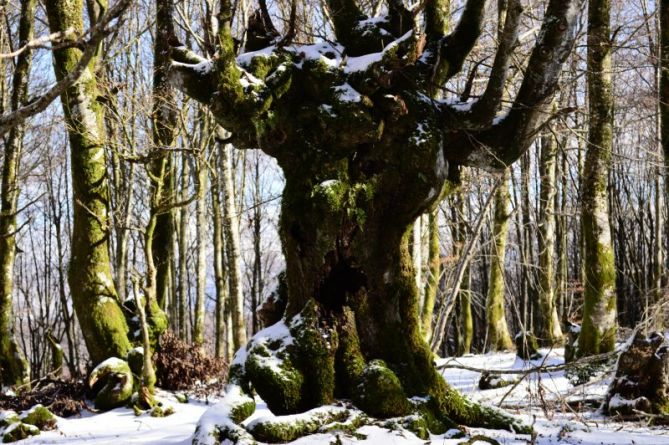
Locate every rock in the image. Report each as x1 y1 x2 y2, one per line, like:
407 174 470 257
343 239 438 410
515 331 541 360
2 422 39 443
603 331 669 416
127 347 144 377
20 405 56 430
478 372 518 390
88 357 134 411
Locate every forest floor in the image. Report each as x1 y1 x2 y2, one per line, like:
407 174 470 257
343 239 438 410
11 348 669 444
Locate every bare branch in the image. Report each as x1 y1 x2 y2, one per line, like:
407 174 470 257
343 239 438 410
0 0 133 134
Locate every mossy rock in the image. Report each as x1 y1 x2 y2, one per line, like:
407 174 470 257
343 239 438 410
0 412 19 429
150 405 175 417
127 347 144 377
88 357 134 410
21 405 56 430
2 422 39 443
354 360 411 418
515 331 541 361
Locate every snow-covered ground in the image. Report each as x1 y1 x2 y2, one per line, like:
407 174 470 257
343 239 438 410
11 348 669 444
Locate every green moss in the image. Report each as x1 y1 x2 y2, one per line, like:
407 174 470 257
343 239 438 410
230 397 256 424
334 308 365 395
88 358 134 410
2 422 39 443
127 347 144 378
354 360 411 418
21 405 56 430
149 405 175 417
247 408 349 443
290 301 337 407
246 340 305 414
0 412 18 429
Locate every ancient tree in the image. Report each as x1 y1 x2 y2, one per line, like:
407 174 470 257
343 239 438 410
171 0 584 440
45 0 131 364
579 0 617 357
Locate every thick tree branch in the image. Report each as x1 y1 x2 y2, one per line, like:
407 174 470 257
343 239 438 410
439 0 486 81
451 0 584 169
446 0 522 129
325 0 366 52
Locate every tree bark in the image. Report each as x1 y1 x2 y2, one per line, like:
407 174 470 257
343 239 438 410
45 0 131 365
0 0 34 389
193 144 209 346
579 0 617 357
537 126 563 345
221 141 247 350
211 150 228 357
151 0 178 313
420 210 440 342
486 172 514 351
660 0 669 281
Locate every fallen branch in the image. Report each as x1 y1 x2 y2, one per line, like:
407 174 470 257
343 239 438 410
437 350 618 375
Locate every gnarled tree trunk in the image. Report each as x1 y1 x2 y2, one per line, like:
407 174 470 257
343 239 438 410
173 0 583 440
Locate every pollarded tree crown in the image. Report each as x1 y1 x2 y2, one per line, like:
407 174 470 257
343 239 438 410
170 0 585 180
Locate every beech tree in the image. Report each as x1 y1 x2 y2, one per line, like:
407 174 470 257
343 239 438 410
0 0 35 389
579 0 617 357
169 0 584 439
45 0 132 365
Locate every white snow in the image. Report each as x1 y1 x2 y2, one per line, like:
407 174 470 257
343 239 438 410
8 348 669 444
333 84 362 103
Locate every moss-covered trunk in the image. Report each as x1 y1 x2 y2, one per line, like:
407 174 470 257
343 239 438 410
0 0 34 389
45 0 131 365
537 128 563 345
421 210 440 342
485 172 514 351
231 134 526 432
579 0 616 357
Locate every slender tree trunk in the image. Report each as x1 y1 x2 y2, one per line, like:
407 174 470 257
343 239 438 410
0 0 34 388
211 152 228 357
220 141 247 350
660 0 669 282
486 172 514 351
537 125 563 344
454 193 472 355
151 0 178 313
420 210 440 342
45 0 131 364
250 156 263 335
193 148 208 346
579 0 617 357
177 153 190 340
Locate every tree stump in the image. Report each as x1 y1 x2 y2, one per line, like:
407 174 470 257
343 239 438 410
603 331 669 417
515 331 541 361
